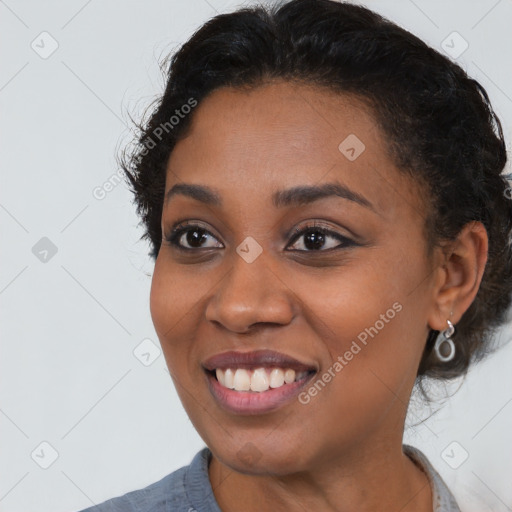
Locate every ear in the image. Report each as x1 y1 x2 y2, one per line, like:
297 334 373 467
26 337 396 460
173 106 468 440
427 221 488 331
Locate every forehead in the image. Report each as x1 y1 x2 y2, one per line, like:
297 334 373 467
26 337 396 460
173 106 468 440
166 80 421 217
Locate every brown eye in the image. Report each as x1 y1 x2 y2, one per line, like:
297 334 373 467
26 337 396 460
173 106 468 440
287 226 355 252
165 224 223 250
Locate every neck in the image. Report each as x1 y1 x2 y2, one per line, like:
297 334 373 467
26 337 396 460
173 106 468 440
208 435 432 512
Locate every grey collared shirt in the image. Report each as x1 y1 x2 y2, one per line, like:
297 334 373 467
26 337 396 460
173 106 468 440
76 444 461 512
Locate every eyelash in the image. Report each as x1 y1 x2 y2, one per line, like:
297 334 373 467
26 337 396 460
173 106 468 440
164 221 356 253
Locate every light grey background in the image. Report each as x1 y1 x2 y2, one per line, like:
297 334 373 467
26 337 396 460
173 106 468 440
1 1 511 511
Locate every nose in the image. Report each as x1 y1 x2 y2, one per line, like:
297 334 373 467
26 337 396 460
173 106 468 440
205 250 295 333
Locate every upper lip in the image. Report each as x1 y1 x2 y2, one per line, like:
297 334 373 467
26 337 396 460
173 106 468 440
202 349 318 372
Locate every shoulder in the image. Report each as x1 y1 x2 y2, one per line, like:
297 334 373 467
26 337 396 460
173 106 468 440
75 447 216 512
403 444 461 512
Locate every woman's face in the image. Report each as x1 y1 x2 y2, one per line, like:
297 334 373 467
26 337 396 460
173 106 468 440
150 80 437 474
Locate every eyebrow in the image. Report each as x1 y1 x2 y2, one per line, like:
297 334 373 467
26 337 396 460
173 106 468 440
164 182 375 211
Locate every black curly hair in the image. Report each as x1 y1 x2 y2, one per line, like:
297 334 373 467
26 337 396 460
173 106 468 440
120 0 512 382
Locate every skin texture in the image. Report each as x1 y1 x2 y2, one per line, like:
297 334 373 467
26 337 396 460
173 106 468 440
150 80 488 512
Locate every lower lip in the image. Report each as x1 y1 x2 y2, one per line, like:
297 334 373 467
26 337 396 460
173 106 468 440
205 370 316 415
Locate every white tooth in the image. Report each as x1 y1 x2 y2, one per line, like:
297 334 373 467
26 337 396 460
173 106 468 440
216 369 225 386
269 368 285 388
224 368 235 389
233 369 251 391
284 369 296 384
250 368 270 392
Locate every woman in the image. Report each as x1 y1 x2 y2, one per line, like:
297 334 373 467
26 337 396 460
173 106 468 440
78 0 512 510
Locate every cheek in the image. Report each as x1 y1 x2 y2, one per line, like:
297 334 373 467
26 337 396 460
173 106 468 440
294 252 425 402
149 257 203 369
150 258 176 341
150 254 207 329
291 301 416 454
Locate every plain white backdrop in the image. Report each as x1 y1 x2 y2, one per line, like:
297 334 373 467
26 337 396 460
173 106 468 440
1 0 511 511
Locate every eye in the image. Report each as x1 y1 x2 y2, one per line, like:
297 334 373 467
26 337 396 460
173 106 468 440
164 222 223 250
164 221 356 252
286 223 355 252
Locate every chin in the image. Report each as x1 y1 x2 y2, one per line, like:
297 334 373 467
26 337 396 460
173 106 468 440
210 438 312 477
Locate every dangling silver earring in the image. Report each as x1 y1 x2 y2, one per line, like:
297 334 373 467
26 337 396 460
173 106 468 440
434 319 456 362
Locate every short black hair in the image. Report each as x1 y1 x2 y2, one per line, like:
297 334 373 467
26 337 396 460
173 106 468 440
120 0 512 382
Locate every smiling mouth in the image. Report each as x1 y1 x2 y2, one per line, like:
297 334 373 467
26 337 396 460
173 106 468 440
202 349 318 414
206 367 316 392
205 366 317 415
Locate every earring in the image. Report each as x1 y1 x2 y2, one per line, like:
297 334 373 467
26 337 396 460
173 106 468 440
434 319 456 362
